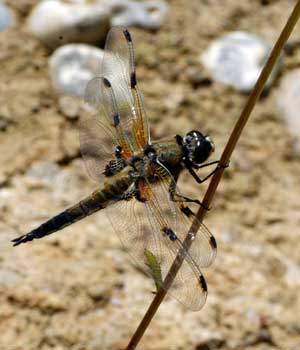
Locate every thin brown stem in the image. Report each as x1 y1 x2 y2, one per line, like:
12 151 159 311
126 2 300 349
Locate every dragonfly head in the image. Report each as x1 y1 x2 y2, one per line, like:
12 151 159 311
183 130 215 165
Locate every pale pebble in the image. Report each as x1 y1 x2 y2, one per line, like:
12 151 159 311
27 0 110 48
201 31 281 92
107 0 168 29
49 44 104 97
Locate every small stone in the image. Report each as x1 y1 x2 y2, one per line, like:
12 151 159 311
201 31 281 92
27 0 110 49
107 0 168 30
0 2 14 32
49 44 104 97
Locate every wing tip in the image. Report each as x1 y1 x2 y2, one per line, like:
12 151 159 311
102 77 111 88
210 235 217 250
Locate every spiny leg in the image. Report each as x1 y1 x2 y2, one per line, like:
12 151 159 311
181 163 229 214
194 160 220 169
169 162 229 216
168 172 210 213
187 162 229 184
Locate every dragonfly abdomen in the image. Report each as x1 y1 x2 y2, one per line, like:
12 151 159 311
12 168 133 246
11 196 104 246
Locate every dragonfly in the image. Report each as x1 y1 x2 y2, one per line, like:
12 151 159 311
12 27 221 311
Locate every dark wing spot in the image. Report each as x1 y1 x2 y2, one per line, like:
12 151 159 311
103 77 111 87
209 236 217 250
199 275 207 292
114 114 120 126
130 72 137 88
123 29 132 42
162 227 177 241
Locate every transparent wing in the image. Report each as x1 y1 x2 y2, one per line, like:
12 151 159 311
102 27 150 150
105 163 216 311
81 27 150 182
141 164 216 310
81 77 134 182
155 163 217 269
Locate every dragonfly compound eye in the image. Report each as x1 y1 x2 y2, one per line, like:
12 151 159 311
184 131 215 164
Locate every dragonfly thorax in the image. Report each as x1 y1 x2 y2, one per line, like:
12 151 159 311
183 130 215 165
130 144 158 181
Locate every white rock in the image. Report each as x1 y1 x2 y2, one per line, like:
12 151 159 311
201 31 280 92
106 0 168 29
49 44 104 97
0 2 14 31
27 0 110 48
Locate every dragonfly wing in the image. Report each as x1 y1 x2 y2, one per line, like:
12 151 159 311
104 190 164 280
105 196 207 311
138 166 208 311
81 76 134 182
176 214 217 268
81 27 150 182
162 245 207 311
154 163 217 268
102 27 150 150
105 162 214 311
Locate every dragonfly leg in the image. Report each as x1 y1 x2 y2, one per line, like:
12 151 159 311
168 162 229 214
177 162 229 216
169 175 210 212
180 204 196 218
193 159 220 169
187 162 229 184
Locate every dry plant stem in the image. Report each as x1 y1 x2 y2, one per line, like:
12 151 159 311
126 2 300 349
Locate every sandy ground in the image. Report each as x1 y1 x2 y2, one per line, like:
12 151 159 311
1 0 300 349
